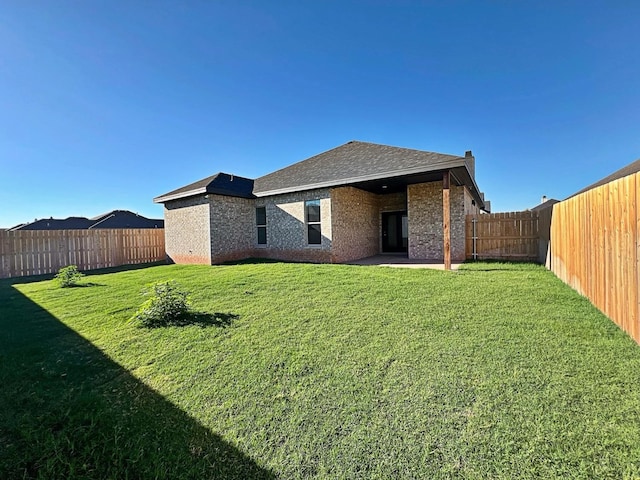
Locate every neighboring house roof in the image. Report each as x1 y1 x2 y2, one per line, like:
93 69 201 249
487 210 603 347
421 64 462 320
153 172 255 203
567 158 640 199
531 198 560 212
11 217 94 230
154 141 487 211
10 210 163 230
89 210 164 229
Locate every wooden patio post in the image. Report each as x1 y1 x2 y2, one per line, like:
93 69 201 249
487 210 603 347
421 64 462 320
443 171 451 270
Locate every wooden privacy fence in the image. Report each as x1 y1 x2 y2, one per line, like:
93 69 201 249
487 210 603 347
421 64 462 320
0 229 166 279
465 211 540 262
550 172 639 344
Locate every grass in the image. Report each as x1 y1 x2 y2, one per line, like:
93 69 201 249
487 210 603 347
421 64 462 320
1 261 640 479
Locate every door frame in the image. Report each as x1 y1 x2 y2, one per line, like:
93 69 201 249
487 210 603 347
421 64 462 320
381 211 408 253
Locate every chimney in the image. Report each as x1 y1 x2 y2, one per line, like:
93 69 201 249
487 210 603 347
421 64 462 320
230 174 234 182
465 150 475 179
541 195 547 204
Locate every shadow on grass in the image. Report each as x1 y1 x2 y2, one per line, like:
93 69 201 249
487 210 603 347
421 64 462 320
64 282 106 288
82 261 168 276
460 259 543 272
3 262 168 286
141 312 239 329
0 280 273 479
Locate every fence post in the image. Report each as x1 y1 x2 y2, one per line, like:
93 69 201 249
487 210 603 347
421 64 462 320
472 217 477 260
443 171 451 270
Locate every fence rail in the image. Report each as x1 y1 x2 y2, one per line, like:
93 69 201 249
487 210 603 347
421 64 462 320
550 173 639 344
465 211 540 262
0 229 166 279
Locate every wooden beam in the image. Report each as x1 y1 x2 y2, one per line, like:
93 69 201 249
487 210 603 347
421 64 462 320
443 171 451 270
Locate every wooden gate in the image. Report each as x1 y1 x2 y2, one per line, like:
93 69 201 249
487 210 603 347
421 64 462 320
465 211 539 262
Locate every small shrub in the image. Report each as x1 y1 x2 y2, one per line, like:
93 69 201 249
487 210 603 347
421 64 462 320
55 265 85 288
131 281 192 327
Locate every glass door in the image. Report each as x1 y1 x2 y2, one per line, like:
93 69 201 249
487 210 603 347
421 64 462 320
382 211 408 253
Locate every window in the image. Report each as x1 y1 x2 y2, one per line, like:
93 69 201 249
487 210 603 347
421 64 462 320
305 200 321 245
256 206 267 245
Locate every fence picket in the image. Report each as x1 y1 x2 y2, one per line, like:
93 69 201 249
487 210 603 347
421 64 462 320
550 172 639 344
0 229 165 279
466 211 539 262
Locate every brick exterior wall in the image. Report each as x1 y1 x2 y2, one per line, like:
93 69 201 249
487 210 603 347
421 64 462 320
407 182 466 262
378 192 407 213
450 185 466 261
210 194 255 263
163 196 211 264
328 188 411 262
407 182 441 260
252 247 333 263
253 188 333 262
330 187 379 262
163 181 473 265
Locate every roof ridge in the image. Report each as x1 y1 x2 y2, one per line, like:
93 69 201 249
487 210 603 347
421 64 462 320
255 141 457 184
342 140 464 158
154 141 485 208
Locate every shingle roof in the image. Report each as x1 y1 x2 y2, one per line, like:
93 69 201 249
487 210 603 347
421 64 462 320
253 141 468 196
89 210 164 229
530 198 560 212
154 172 255 203
568 158 640 199
11 217 94 230
11 211 163 230
153 141 487 211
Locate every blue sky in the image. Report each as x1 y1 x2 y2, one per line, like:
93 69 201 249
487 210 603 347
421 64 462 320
1 1 639 228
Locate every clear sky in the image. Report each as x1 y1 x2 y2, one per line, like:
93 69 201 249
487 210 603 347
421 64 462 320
1 1 639 228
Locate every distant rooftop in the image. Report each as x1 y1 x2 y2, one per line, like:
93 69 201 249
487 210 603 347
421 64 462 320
531 198 560 212
10 210 163 231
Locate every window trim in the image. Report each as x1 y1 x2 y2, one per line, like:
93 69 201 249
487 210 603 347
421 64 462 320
256 206 267 246
305 199 322 246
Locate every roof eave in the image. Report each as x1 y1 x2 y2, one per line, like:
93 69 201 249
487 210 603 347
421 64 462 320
449 166 487 212
153 187 208 204
154 187 256 204
254 160 468 197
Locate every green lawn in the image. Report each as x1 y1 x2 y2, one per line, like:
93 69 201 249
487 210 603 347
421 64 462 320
1 261 639 479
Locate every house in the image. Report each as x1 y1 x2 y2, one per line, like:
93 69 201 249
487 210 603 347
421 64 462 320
88 210 164 229
531 196 560 212
10 210 164 231
154 141 490 265
10 217 95 231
